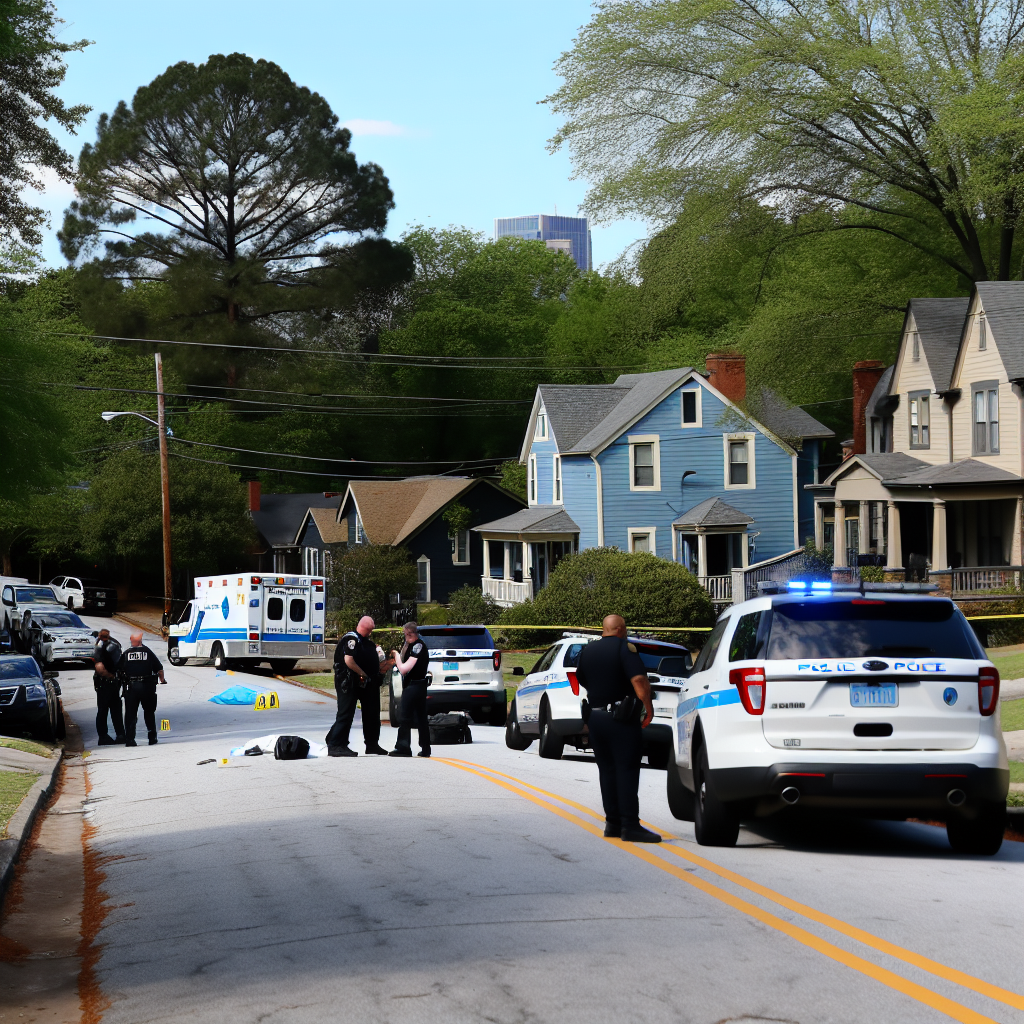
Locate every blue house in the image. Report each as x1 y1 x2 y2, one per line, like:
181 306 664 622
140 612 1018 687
474 356 832 606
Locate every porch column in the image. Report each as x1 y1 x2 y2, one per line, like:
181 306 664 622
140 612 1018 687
522 541 530 580
858 501 870 555
697 532 708 577
1013 496 1024 567
931 499 948 570
503 542 511 580
887 501 902 567
833 501 846 567
482 538 490 578
814 501 825 549
741 530 749 568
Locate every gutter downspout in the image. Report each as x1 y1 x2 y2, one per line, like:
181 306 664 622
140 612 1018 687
591 455 604 547
791 453 799 549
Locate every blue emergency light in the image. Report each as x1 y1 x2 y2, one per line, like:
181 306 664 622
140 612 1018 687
787 580 832 592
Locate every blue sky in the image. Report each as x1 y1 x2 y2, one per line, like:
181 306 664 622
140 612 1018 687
33 0 647 270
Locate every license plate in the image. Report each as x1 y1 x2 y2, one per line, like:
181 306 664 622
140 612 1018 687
443 661 459 671
849 682 898 708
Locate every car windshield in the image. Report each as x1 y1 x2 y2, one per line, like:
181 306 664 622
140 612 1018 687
34 613 87 629
0 657 41 680
419 627 494 650
766 600 984 660
16 588 58 603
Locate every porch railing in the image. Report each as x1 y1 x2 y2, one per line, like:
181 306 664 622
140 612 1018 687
482 576 534 607
730 548 814 604
951 566 1023 596
698 575 733 604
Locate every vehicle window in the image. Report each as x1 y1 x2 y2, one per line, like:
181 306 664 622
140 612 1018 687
2 587 12 605
729 612 765 662
266 597 284 621
656 656 690 677
563 643 587 667
631 642 686 672
419 627 495 650
68 579 83 590
0 657 41 680
50 577 65 588
16 588 59 603
530 645 560 674
177 602 193 625
78 579 101 587
766 600 984 660
35 613 86 628
289 599 306 622
692 618 729 673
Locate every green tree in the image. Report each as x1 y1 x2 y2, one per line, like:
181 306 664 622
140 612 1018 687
445 584 501 625
0 0 90 246
548 0 1024 281
327 544 418 623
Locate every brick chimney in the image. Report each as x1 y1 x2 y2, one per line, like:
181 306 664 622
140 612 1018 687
704 352 746 404
248 480 261 512
852 360 886 454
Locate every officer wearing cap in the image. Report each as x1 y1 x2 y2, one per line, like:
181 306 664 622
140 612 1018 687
575 614 661 843
119 631 166 747
326 615 390 757
93 628 125 745
388 621 431 758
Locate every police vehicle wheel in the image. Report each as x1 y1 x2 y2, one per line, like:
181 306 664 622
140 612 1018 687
504 702 532 751
946 803 1005 856
537 704 564 760
488 701 507 727
666 758 695 821
693 744 739 846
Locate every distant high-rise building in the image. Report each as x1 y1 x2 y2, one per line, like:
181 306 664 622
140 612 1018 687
494 214 592 272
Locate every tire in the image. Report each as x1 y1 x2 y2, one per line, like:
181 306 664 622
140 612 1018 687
167 645 183 667
537 703 564 760
67 598 74 611
488 701 508 727
388 682 400 726
270 659 297 675
505 701 533 751
211 642 227 670
54 702 66 742
693 743 739 846
667 758 696 821
946 804 1005 856
647 744 670 770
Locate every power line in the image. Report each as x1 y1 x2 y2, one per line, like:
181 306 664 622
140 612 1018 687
187 383 532 405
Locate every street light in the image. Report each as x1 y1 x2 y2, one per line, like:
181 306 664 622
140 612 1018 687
100 353 174 628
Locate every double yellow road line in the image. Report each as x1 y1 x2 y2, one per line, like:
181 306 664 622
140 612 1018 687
434 756 1022 1024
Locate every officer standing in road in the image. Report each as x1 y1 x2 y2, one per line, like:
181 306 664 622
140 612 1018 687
388 622 431 758
326 615 390 757
119 631 166 747
93 628 125 745
575 614 662 843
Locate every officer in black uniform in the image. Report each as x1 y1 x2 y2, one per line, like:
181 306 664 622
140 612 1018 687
326 615 390 757
93 628 125 745
388 622 431 758
119 631 166 747
575 614 661 843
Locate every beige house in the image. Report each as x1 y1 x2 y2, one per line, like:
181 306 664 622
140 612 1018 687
810 286 1024 592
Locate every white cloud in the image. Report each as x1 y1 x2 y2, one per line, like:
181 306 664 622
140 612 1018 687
342 118 417 137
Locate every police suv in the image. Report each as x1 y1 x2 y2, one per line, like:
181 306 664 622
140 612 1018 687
668 582 1009 854
506 632 692 764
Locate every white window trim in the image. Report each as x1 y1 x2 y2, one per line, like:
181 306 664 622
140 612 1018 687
534 408 548 440
627 527 657 555
416 555 431 603
680 386 702 428
628 434 661 492
978 314 987 350
355 513 364 544
528 453 538 505
552 454 563 504
723 432 756 490
452 529 471 566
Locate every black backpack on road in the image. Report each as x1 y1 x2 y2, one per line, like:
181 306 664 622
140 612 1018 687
428 712 473 745
274 735 310 760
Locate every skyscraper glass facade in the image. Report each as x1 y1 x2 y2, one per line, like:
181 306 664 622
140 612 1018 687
493 214 592 272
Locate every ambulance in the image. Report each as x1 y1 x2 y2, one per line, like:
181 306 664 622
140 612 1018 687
168 574 327 674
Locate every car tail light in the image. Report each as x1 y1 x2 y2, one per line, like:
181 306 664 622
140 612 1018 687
567 670 579 696
979 666 999 716
492 650 502 671
249 632 259 640
730 666 766 715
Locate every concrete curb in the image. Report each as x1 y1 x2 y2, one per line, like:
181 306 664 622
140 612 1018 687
0 752 62 912
113 612 166 638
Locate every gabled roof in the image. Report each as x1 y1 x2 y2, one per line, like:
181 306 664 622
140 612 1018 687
303 506 348 545
882 458 1023 487
250 492 341 549
473 506 580 536
974 282 1024 382
672 497 754 528
538 384 631 451
749 388 834 441
903 297 970 391
821 452 929 487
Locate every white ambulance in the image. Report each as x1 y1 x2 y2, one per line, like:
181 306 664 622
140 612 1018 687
168 574 327 674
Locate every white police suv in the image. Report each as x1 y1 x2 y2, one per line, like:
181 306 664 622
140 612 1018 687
668 582 1009 854
506 632 692 764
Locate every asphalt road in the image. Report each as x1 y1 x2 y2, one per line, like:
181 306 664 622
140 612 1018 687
49 615 1024 1024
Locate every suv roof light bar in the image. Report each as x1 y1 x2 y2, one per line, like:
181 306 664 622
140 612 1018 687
758 580 940 595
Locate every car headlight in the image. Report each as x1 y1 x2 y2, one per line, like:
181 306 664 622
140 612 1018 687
25 683 46 700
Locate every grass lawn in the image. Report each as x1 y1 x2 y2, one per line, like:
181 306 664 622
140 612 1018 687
290 673 334 691
0 738 57 758
986 649 1024 680
0 769 41 837
1002 699 1024 732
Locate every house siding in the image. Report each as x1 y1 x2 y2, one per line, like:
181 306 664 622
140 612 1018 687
891 312 949 464
526 428 560 505
561 455 598 548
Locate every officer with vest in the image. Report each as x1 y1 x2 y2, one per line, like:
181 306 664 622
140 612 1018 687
326 615 390 757
575 614 662 843
119 631 166 747
388 621 431 758
93 628 125 745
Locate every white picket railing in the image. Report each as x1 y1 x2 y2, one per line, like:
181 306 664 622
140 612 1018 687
482 576 534 607
698 575 733 604
952 567 1023 595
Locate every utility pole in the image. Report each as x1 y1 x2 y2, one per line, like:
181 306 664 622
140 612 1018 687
155 353 173 628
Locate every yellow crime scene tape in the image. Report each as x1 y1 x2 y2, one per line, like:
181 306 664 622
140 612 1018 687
371 624 713 633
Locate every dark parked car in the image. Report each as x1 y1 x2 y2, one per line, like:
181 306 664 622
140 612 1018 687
0 655 66 742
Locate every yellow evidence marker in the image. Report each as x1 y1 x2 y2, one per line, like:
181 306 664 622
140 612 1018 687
160 719 170 731
254 692 280 711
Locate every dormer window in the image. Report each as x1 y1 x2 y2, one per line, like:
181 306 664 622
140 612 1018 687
911 333 920 361
979 316 987 350
535 411 548 440
909 391 930 449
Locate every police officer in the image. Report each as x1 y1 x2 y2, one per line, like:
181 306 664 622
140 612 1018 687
93 628 125 745
326 615 390 757
575 614 662 843
388 622 431 758
119 631 166 747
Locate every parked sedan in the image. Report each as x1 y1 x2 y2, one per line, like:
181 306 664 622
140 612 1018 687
26 610 97 666
49 575 118 615
0 655 66 742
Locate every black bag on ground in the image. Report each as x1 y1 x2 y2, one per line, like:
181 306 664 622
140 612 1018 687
274 735 310 760
428 712 473 745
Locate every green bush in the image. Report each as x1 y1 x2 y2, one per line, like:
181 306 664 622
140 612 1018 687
859 564 885 583
802 538 834 576
445 584 501 625
327 544 417 623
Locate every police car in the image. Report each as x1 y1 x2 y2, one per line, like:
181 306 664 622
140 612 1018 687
506 632 692 764
667 581 1009 854
387 626 508 726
